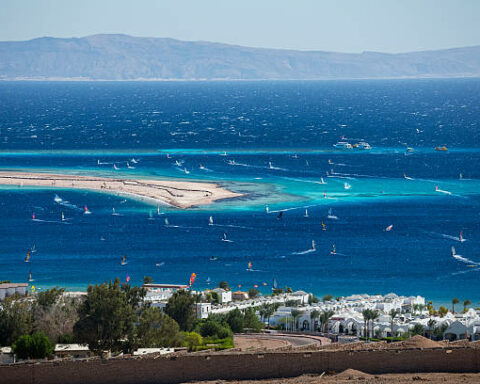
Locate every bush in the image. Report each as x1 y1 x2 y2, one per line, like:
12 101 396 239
183 332 202 352
13 332 53 359
199 320 232 339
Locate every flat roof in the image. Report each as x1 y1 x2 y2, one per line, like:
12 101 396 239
0 283 28 289
143 284 189 289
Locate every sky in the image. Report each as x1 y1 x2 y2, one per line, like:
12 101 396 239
0 0 479 53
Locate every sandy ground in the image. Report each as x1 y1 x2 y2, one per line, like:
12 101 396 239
0 171 242 208
182 371 480 383
234 335 290 351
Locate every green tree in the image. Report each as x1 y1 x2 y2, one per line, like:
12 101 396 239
73 279 137 354
463 299 472 313
199 320 232 339
427 319 437 340
248 288 259 299
184 332 202 352
322 294 333 303
137 307 183 347
219 281 230 290
143 276 153 285
452 298 459 314
0 296 33 346
226 308 244 333
290 309 303 332
433 323 448 340
36 287 65 308
243 308 262 332
308 295 319 304
165 290 196 332
13 332 53 360
362 309 371 339
310 310 320 332
438 306 448 318
369 310 380 338
319 310 334 334
410 323 425 336
389 309 398 337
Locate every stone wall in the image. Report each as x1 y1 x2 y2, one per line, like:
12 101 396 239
1 348 479 384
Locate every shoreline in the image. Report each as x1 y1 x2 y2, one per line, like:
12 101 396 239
0 171 243 209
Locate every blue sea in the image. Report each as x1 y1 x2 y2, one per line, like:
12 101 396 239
0 79 479 304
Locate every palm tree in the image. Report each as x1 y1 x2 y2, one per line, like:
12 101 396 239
389 309 398 337
310 310 320 332
362 309 371 339
370 310 380 339
452 298 459 313
427 319 437 340
319 310 334 334
463 299 472 313
290 309 302 332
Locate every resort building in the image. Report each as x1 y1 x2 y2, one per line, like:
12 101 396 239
0 283 28 300
232 291 249 301
143 283 189 302
54 344 91 359
212 288 232 304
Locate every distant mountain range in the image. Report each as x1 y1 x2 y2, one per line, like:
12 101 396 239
0 34 479 80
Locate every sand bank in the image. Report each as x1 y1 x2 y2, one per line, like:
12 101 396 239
0 171 243 208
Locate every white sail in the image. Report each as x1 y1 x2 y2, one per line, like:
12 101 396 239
304 209 309 218
165 218 169 226
209 216 214 225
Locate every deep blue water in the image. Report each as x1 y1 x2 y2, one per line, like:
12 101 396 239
0 80 479 304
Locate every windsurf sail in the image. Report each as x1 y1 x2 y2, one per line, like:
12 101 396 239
451 246 456 256
272 277 278 289
25 251 31 263
321 221 327 231
31 212 35 220
304 209 309 218
247 261 253 270
265 205 269 213
311 240 316 250
385 224 393 232
28 271 33 282
165 217 169 226
344 182 351 190
330 244 336 255
61 212 65 221
459 230 464 242
84 205 91 214
209 216 214 225
189 272 197 286
121 254 127 265
113 164 119 170
277 211 283 220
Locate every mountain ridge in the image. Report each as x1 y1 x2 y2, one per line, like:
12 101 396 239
0 34 479 80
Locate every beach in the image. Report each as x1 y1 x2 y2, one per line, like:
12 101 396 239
0 171 242 209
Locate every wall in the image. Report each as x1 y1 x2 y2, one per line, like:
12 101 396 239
1 348 479 384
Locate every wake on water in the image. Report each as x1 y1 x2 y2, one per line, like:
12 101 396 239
54 194 82 211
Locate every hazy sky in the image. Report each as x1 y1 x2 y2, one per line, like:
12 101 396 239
0 0 479 53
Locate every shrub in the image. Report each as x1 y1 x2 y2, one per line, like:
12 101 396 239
200 320 232 339
13 332 53 359
183 332 202 352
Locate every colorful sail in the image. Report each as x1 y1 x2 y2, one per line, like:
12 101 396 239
189 272 197 286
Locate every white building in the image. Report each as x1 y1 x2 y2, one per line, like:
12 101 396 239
0 283 28 300
143 283 189 303
196 302 212 319
212 288 232 304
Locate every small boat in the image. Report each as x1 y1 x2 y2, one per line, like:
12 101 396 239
209 216 214 226
199 163 205 170
330 244 336 255
344 182 351 190
28 271 33 282
210 256 218 261
327 208 338 220
385 224 393 232
25 251 31 263
321 221 327 231
247 261 253 271
435 146 448 152
333 141 353 149
121 254 128 265
357 141 372 150
304 209 309 218
113 164 119 170
311 240 316 251
83 205 91 215
130 158 138 164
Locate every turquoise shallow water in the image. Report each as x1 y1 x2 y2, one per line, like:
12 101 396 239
0 80 479 304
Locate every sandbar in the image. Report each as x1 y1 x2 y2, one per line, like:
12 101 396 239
0 171 243 208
